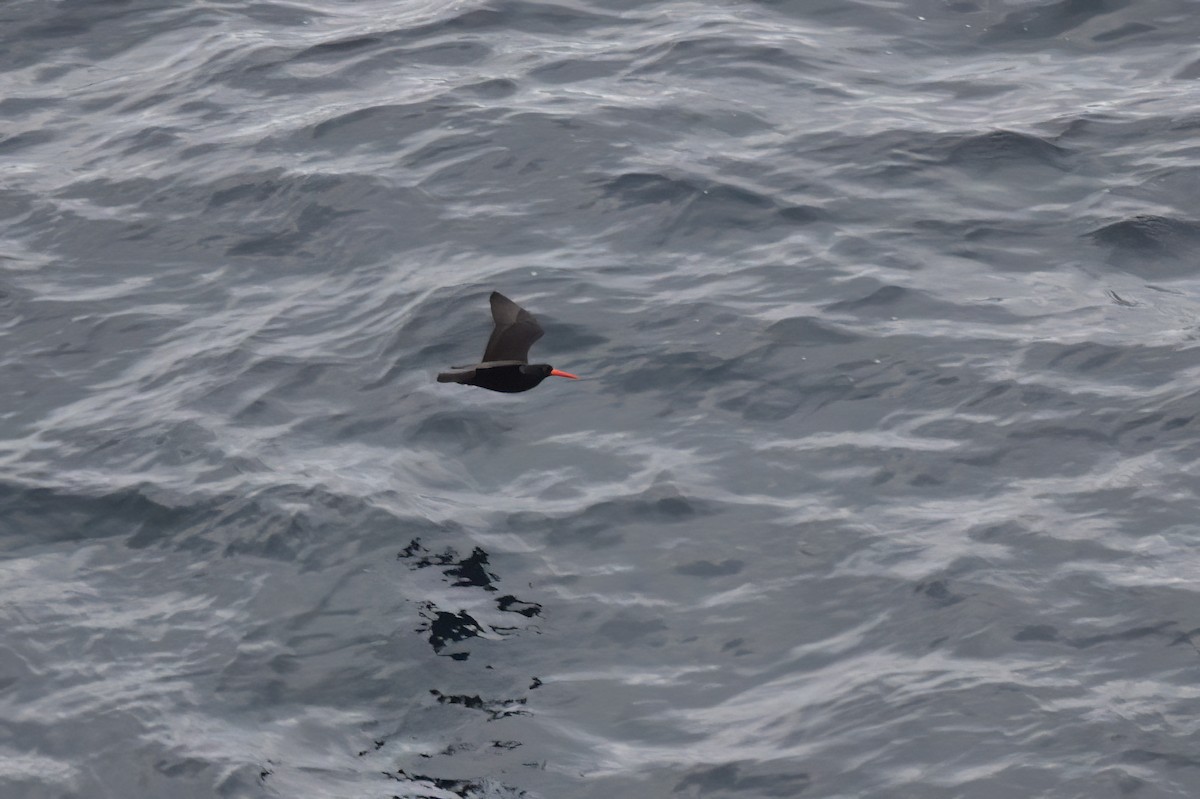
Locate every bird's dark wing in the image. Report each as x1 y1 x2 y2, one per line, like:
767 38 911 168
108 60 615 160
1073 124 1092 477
482 292 544 363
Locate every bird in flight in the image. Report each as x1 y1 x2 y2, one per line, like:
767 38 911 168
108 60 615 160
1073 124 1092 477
437 292 579 393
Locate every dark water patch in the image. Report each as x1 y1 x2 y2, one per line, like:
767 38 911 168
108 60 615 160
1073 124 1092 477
332 412 401 440
632 35 816 81
294 31 495 71
0 276 17 307
460 77 519 99
224 199 355 257
1089 215 1200 270
714 379 824 422
1016 621 1181 651
592 170 809 246
1177 59 1200 80
200 42 318 93
1106 289 1137 307
599 171 783 215
914 578 965 607
722 638 751 656
4 1 158 44
428 690 529 721
736 0 922 39
957 380 1053 413
714 330 959 422
113 125 182 155
980 0 1133 45
38 168 405 269
917 217 1054 256
941 129 1073 171
767 316 861 345
609 100 787 140
404 130 499 177
530 56 626 84
597 612 667 644
536 319 610 358
26 6 222 69
777 204 828 224
585 484 709 523
0 188 35 222
1006 422 1111 446
1170 627 1200 651
127 482 444 563
296 35 382 59
715 383 817 422
612 349 762 401
206 168 312 209
57 175 160 208
915 79 1021 101
674 761 812 797
1071 621 1175 649
406 537 544 657
1020 340 1184 387
384 767 530 798
379 287 498 362
308 102 464 148
398 1 626 41
1092 214 1200 248
822 281 1026 327
600 172 701 207
420 607 487 659
395 39 495 68
407 411 514 449
823 284 909 313
235 2 328 26
0 481 190 549
400 539 499 591
810 127 1073 184
0 96 58 116
802 127 931 171
507 485 715 549
1092 21 1155 42
1029 340 1128 374
675 559 744 578
1110 399 1200 449
496 596 542 617
1014 624 1060 643
1114 411 1167 443
1119 749 1200 770
1 302 183 390
1054 112 1167 145
0 129 55 154
204 359 352 427
867 450 968 493
492 739 523 749
357 739 387 757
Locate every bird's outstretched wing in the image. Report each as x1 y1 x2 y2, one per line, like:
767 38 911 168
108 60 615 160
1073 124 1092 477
482 292 544 363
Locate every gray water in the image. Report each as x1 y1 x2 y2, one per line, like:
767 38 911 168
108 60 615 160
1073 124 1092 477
4 0 1200 797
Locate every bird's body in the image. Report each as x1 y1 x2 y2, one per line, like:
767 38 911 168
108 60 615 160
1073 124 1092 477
437 293 578 393
438 360 553 393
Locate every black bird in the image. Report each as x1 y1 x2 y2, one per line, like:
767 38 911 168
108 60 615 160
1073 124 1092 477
437 292 579 393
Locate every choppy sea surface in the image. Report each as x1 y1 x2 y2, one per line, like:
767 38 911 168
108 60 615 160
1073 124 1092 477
4 1 1200 797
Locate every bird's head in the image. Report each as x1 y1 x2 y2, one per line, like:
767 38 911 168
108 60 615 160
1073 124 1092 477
521 364 579 382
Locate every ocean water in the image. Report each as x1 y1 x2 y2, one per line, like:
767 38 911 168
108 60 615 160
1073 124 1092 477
4 0 1200 796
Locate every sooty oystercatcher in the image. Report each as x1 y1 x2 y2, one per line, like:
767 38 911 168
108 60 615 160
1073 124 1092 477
437 292 579 393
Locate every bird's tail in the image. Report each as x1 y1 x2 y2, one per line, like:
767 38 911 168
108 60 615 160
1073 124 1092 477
437 369 475 384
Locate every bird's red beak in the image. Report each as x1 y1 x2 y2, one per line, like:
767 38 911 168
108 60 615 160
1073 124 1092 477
550 369 579 380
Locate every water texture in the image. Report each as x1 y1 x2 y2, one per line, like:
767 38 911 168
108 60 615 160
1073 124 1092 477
3 0 1200 796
